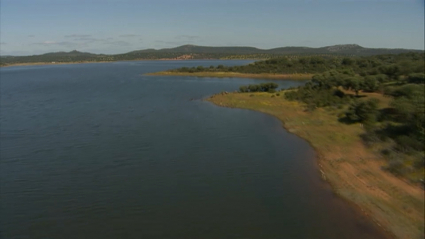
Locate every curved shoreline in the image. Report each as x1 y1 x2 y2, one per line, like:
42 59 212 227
146 71 313 80
206 91 424 239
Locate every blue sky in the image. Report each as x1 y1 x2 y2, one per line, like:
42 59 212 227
0 0 424 55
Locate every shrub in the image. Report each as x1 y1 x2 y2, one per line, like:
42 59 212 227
239 86 249 93
413 156 424 169
384 159 404 175
238 83 279 93
407 73 425 84
363 76 380 92
345 98 380 124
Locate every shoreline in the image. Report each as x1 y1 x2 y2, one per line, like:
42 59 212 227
0 59 260 68
0 61 114 68
206 91 424 239
205 97 392 238
146 71 313 80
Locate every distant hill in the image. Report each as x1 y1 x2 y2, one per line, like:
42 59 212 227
0 50 106 65
124 44 421 55
1 44 423 66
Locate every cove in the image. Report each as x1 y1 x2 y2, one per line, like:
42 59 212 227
0 60 388 238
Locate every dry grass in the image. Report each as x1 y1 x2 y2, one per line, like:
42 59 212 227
341 89 393 108
146 71 313 80
207 91 424 239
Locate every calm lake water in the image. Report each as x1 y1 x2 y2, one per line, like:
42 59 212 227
0 60 387 239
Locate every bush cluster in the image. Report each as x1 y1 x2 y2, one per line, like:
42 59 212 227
276 53 424 182
170 52 425 76
239 83 278 93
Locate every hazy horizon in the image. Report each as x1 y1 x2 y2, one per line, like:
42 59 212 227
1 0 424 56
1 43 424 57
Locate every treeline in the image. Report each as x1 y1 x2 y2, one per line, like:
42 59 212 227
239 82 279 93
0 52 229 65
0 44 423 66
170 52 425 75
281 53 424 182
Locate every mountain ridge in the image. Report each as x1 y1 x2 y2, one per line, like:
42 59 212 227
1 44 423 65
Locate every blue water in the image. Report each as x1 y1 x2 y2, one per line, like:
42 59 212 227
0 60 387 239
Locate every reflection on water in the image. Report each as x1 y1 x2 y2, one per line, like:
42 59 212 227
0 60 387 238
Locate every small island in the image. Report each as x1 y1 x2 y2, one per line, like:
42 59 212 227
146 56 343 80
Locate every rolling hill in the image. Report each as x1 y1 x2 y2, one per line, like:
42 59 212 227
1 44 423 66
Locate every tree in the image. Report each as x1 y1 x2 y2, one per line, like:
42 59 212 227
239 83 279 93
343 76 363 96
248 84 260 92
391 84 424 98
407 73 425 84
345 99 380 125
239 86 248 92
342 57 354 66
363 76 380 92
379 64 401 80
374 74 389 83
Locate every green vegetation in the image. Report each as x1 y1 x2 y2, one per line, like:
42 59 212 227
166 52 424 77
207 91 424 239
238 82 279 93
146 71 313 80
206 51 424 239
165 52 425 182
279 52 425 182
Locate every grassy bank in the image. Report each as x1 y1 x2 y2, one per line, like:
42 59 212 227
146 71 313 80
207 91 424 239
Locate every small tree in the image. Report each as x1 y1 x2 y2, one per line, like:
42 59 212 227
363 76 379 92
248 84 260 92
379 64 401 80
407 73 425 84
345 98 380 125
342 57 354 66
239 86 248 93
343 76 363 96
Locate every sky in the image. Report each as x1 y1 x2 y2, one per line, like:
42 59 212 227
0 0 424 56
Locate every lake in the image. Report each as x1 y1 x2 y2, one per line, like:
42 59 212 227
0 60 387 239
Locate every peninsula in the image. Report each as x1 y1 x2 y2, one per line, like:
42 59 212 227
203 52 424 239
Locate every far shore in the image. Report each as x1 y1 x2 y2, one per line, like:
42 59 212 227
146 71 313 80
0 58 265 68
0 61 114 68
